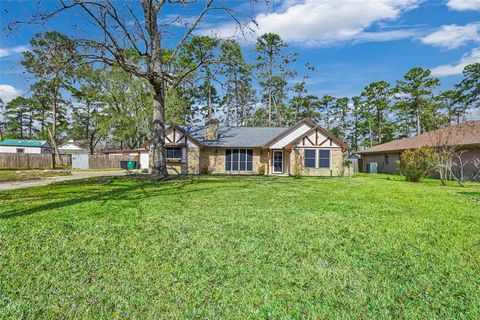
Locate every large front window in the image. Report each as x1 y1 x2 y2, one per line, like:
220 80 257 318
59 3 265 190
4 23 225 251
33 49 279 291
166 147 181 160
225 149 253 171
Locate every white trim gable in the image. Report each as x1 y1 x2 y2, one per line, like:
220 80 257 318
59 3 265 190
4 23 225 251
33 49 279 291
165 126 200 147
293 129 343 148
269 123 313 149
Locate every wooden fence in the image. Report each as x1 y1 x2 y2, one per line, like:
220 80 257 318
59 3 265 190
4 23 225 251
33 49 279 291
0 154 72 170
87 154 139 169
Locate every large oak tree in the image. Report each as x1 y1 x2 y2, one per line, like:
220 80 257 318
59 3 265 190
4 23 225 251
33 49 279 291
11 0 252 177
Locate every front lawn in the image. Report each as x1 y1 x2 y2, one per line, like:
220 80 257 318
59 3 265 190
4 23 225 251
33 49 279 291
1 175 479 318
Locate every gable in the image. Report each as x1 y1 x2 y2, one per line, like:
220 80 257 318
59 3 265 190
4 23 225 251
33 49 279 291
165 126 201 147
286 126 349 150
292 128 342 148
268 122 314 149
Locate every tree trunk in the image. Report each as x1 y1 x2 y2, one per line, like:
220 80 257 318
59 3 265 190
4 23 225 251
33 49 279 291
207 74 213 121
150 84 167 177
143 2 167 178
50 98 63 167
377 110 382 144
415 106 421 135
19 112 24 138
268 50 273 127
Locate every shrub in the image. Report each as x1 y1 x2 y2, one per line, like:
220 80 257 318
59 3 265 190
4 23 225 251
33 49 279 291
292 150 304 178
398 147 436 182
200 163 210 175
339 159 352 177
258 164 267 176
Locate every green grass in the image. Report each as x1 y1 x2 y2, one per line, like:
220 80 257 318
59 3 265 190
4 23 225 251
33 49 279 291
1 175 479 319
0 169 70 182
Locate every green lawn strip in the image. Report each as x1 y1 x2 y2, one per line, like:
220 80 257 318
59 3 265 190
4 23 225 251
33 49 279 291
0 176 479 318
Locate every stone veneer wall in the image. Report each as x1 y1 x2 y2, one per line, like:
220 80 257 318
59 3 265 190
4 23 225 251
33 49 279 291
290 148 344 176
187 147 200 174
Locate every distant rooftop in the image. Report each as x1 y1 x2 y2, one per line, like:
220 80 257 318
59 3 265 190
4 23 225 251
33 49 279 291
0 139 49 148
358 121 480 154
181 126 287 147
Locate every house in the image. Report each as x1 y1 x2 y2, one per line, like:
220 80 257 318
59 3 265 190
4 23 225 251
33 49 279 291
59 140 87 154
357 120 480 177
145 119 349 176
0 139 52 154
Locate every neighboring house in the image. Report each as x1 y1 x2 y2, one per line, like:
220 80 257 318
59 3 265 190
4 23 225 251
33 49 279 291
358 120 480 176
59 140 87 154
143 119 349 175
0 139 52 154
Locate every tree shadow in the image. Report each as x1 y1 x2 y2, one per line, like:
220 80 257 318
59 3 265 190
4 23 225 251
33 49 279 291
459 191 480 204
0 176 239 220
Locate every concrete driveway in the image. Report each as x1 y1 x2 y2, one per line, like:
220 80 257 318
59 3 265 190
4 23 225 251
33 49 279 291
0 170 127 192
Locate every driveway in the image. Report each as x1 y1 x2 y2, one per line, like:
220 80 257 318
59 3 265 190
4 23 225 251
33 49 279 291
0 170 127 192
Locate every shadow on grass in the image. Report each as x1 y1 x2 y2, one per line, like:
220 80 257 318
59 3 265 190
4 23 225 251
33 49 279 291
0 176 247 220
459 191 480 204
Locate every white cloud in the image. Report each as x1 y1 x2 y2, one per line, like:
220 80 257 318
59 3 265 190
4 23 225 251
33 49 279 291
203 0 422 46
430 48 480 77
0 45 28 58
420 23 480 50
447 0 480 11
0 84 22 103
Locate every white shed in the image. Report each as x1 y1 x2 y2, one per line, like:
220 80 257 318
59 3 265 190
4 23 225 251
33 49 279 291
0 139 52 154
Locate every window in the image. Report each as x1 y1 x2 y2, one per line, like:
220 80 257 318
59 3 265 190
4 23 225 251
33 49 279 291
318 150 330 168
166 147 181 159
304 149 316 168
384 153 389 165
225 149 253 171
16 148 25 154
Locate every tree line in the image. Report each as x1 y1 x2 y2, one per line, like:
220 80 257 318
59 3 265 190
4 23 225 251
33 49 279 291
4 1 478 176
2 31 478 155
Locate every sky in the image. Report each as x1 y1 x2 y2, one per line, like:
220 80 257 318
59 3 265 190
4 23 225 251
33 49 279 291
0 0 479 118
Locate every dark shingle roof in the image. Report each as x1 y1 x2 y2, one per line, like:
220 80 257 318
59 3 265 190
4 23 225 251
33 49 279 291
181 126 287 147
0 139 49 147
358 121 480 154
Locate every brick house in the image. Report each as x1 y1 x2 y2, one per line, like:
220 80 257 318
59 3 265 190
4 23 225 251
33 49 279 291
357 120 480 178
145 119 349 176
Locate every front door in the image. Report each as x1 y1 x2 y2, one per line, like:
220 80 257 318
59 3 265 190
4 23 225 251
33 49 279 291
273 150 283 174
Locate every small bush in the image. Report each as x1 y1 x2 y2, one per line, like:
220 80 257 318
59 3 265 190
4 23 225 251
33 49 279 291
292 151 304 178
200 163 210 175
339 159 352 177
398 147 436 182
258 164 267 175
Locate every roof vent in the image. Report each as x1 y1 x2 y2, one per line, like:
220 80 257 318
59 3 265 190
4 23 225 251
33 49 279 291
204 119 219 141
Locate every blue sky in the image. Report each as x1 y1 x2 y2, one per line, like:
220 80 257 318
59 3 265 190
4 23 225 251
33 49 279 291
0 0 479 110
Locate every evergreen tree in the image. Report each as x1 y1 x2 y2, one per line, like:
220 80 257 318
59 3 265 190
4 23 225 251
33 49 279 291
360 81 392 144
456 63 479 110
255 33 297 126
330 97 350 140
219 39 255 126
21 32 77 163
394 67 439 136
